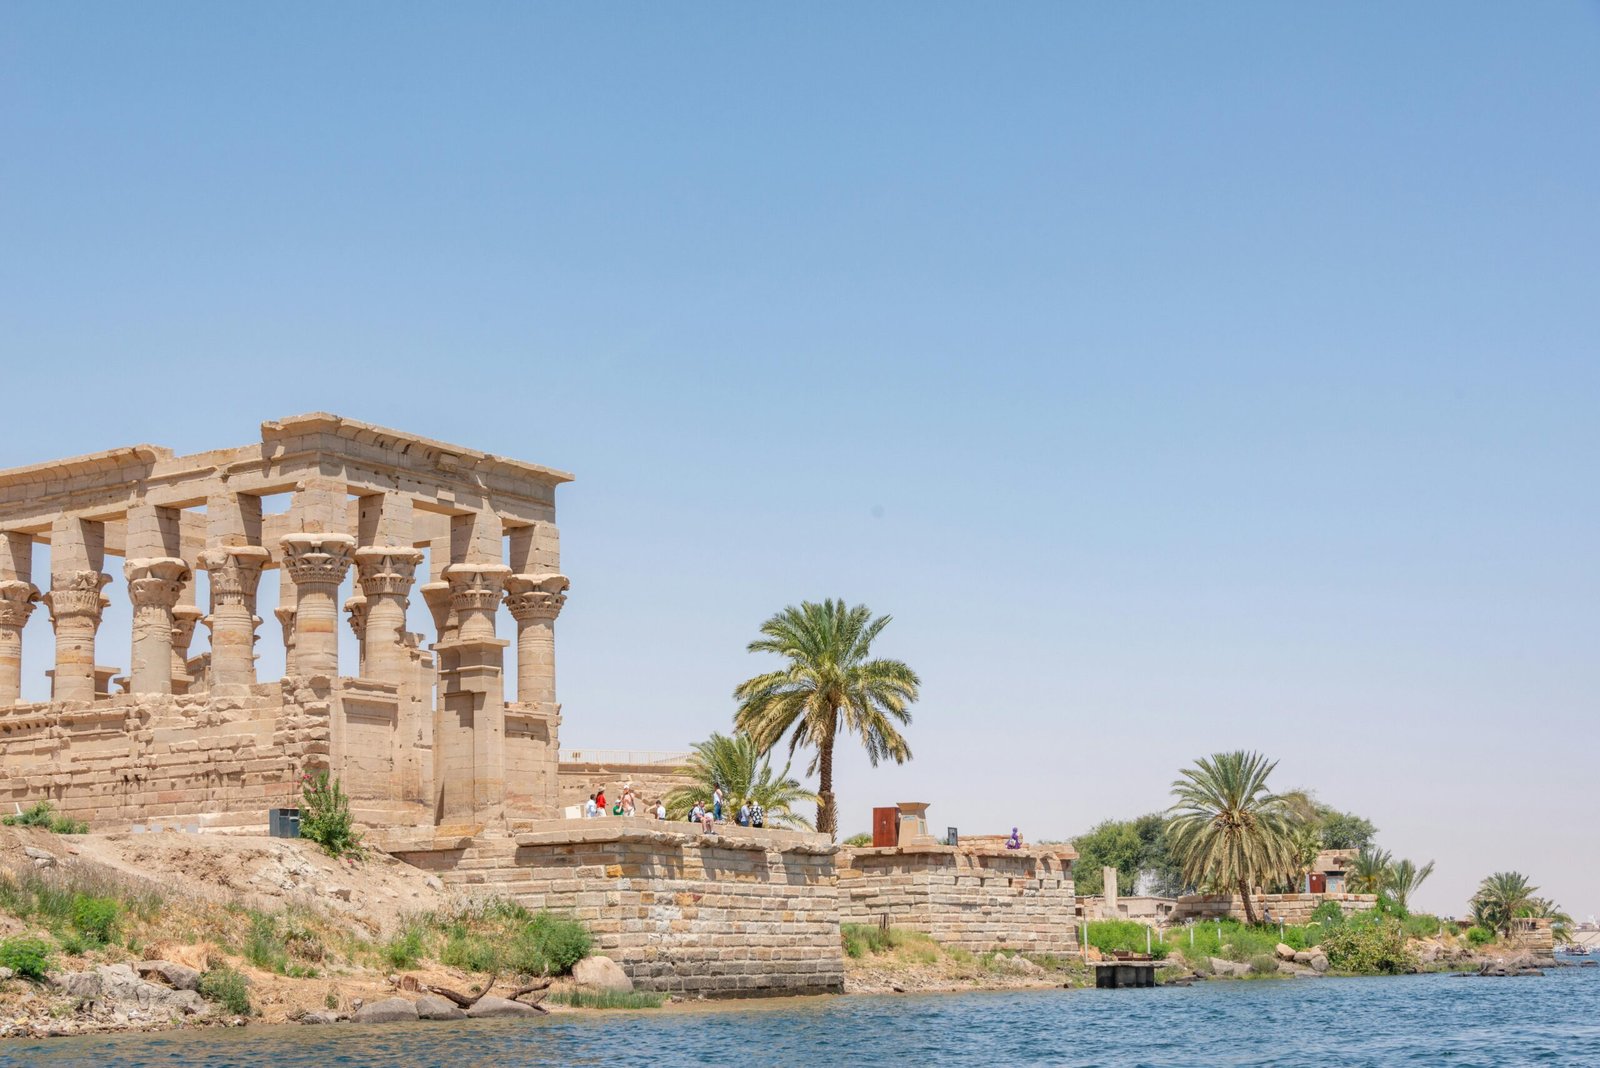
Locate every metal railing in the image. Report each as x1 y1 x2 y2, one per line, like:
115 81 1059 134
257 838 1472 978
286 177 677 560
558 749 692 767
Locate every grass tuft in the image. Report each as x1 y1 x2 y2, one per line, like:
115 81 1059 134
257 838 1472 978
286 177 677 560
547 989 664 1010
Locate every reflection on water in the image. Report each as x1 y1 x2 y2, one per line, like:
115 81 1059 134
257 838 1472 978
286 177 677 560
4 969 1598 1067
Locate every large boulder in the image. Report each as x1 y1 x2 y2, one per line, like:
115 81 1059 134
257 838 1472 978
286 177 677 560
1275 943 1297 961
415 994 467 1021
1309 953 1329 973
56 964 206 1017
1207 957 1250 978
352 997 419 1023
135 960 202 992
466 996 545 1018
572 955 633 993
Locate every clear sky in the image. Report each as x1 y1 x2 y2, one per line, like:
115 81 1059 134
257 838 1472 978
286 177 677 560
3 4 1596 921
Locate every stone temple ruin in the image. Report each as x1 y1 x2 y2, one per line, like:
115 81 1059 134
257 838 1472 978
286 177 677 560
0 415 1075 996
0 413 569 838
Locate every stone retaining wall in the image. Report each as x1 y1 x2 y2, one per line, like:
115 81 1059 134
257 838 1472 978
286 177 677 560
395 820 844 997
555 761 694 814
0 679 332 829
1171 892 1377 925
838 845 1078 955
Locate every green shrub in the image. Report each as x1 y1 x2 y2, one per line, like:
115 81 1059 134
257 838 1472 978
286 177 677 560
1466 925 1495 946
0 936 54 981
244 912 290 973
1319 916 1414 974
382 924 426 970
199 964 252 1015
1309 901 1347 928
1401 913 1445 940
1084 920 1171 960
69 896 120 946
842 832 873 847
506 911 591 976
299 771 364 859
440 929 501 972
2 801 56 828
1248 952 1280 975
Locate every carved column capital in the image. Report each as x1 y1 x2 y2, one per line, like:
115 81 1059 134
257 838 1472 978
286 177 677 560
278 534 357 588
443 563 511 615
44 570 111 623
124 557 190 611
344 593 369 637
0 579 41 628
354 546 424 597
504 572 569 623
199 545 271 608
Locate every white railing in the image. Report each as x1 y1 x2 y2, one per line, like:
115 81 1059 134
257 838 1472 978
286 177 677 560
559 748 692 767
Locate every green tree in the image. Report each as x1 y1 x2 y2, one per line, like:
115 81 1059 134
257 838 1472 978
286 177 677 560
1347 846 1394 896
1471 871 1538 936
1071 814 1189 897
1387 858 1435 912
1166 750 1295 925
1316 809 1379 851
733 600 919 838
663 732 818 829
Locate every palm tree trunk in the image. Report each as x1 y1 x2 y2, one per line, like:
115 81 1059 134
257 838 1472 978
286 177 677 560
816 734 836 839
1238 877 1258 925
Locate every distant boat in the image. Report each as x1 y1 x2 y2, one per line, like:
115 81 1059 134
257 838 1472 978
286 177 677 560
1560 943 1590 956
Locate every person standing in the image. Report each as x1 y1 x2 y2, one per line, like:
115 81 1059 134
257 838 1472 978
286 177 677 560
655 799 667 821
712 785 724 822
595 787 608 814
736 799 751 827
622 786 636 817
585 793 599 819
749 800 764 829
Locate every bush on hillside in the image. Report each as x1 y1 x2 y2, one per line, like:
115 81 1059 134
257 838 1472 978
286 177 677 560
1319 916 1414 974
0 937 53 981
299 772 364 859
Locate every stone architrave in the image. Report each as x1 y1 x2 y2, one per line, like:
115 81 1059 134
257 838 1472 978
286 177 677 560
278 534 356 679
355 547 423 682
123 557 190 694
0 579 41 703
199 546 270 692
503 572 568 706
43 570 110 702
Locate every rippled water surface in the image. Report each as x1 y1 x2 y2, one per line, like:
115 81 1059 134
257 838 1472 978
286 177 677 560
5 968 1597 1067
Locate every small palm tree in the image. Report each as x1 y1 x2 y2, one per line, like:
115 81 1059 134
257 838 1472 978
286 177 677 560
1166 751 1296 925
1347 846 1395 896
1387 857 1435 912
664 732 818 829
1524 897 1575 944
734 600 919 838
1472 871 1538 936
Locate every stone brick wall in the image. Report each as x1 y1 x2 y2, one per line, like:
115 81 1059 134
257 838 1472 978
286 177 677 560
838 845 1078 955
396 820 844 997
556 760 694 813
1172 892 1377 925
0 678 332 829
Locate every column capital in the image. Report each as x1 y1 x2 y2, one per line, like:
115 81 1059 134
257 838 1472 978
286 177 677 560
443 563 511 614
44 570 110 623
199 545 271 606
344 593 368 637
0 579 41 628
504 572 569 623
278 534 357 587
354 546 424 597
124 557 190 610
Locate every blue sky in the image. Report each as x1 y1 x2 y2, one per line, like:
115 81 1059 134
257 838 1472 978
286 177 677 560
3 3 1597 920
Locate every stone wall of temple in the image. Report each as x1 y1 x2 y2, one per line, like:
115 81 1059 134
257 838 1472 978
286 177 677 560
1170 892 1378 925
394 821 845 997
0 679 331 829
555 759 695 814
838 845 1079 955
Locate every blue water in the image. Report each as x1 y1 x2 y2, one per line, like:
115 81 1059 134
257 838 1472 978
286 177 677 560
4 969 1596 1067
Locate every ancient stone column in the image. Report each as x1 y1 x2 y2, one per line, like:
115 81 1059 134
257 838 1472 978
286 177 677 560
278 534 356 679
343 593 367 672
123 557 189 694
355 546 423 684
199 545 270 692
0 579 40 703
44 570 110 702
171 604 204 693
504 572 568 706
435 562 510 825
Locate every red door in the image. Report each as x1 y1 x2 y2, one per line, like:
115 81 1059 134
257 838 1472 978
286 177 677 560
872 807 900 848
1308 872 1327 894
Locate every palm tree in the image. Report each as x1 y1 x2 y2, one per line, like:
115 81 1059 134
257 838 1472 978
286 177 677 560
1387 858 1435 912
1166 751 1296 925
1347 846 1394 896
1471 871 1538 936
664 733 819 829
733 600 919 838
